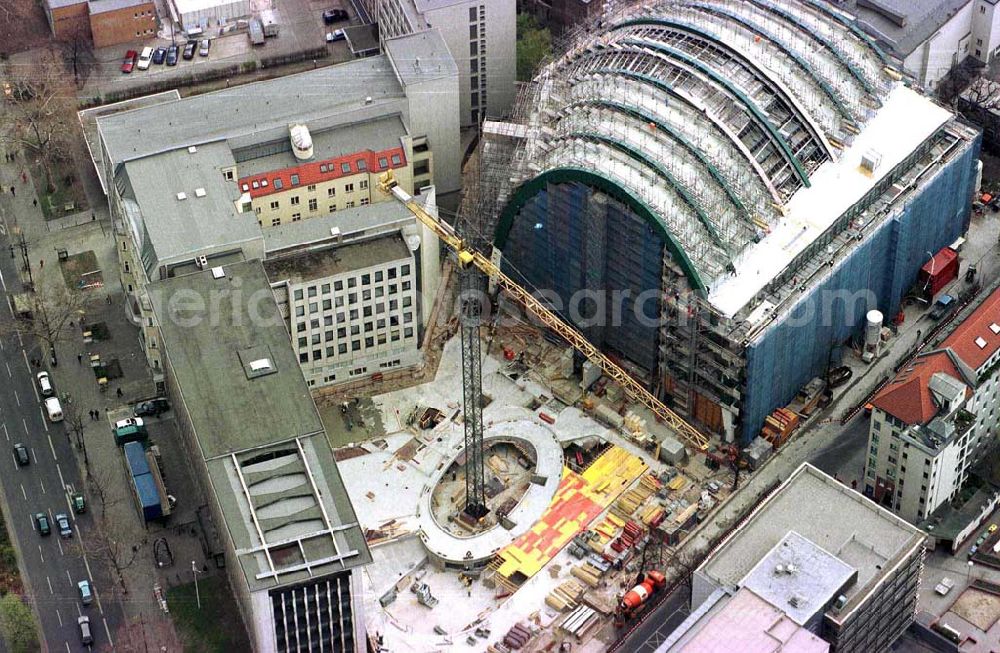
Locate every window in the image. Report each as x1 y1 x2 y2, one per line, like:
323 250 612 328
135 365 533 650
472 92 479 108
404 313 413 324
297 323 307 333
294 289 304 300
334 280 343 291
377 318 386 329
299 352 308 363
978 38 984 46
325 330 334 341
360 198 370 206
469 6 476 20
323 299 332 310
470 25 478 39
309 198 318 211
290 174 300 185
326 347 335 357
379 157 388 169
402 281 411 291
362 274 371 285
392 154 402 165
982 4 986 13
313 349 322 360
391 330 400 342
977 49 983 57
329 204 337 212
341 162 352 173
348 293 357 303
357 159 367 171
328 187 336 197
364 321 373 332
298 337 306 347
295 306 305 317
388 268 397 280
320 164 328 173
350 309 359 320
360 180 368 190
271 217 281 226
224 170 234 181
345 183 354 193
365 337 374 347
290 196 300 206
375 271 384 282
352 340 361 351
308 184 316 191
403 296 412 308
346 201 355 208
338 343 347 354
311 334 320 345
470 41 478 56
415 161 430 177
348 278 357 288
270 200 279 210
292 213 301 221
322 283 330 293
350 325 360 336
405 327 414 338
337 327 347 338
310 319 319 329
273 178 283 189
375 287 384 298
363 306 373 318
471 59 479 74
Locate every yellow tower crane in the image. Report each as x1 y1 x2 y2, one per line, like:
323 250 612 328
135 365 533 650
377 171 710 451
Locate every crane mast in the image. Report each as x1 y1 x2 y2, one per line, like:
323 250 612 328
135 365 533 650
376 171 710 455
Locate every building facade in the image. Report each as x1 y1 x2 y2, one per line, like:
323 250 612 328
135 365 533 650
685 464 925 653
482 0 981 444
361 0 516 126
93 31 458 390
43 0 157 47
866 286 1000 529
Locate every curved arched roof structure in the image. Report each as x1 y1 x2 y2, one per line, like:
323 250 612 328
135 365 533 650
497 0 894 291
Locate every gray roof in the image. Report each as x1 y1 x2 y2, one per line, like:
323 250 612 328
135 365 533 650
740 531 857 626
413 0 473 11
45 0 85 9
844 0 972 57
263 233 412 284
384 29 459 87
262 199 416 255
154 260 370 592
152 260 323 458
88 0 149 14
97 55 408 169
120 141 261 270
699 463 924 621
235 114 409 179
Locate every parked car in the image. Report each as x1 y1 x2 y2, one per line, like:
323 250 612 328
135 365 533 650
326 29 346 42
826 366 853 388
36 371 53 396
137 46 153 70
930 294 956 321
77 579 93 606
55 513 72 538
134 398 170 417
71 493 86 514
166 44 179 66
182 39 197 60
322 8 348 23
114 417 144 430
35 512 50 536
78 616 93 645
121 50 138 73
152 47 167 64
44 396 63 422
199 38 210 56
13 443 28 467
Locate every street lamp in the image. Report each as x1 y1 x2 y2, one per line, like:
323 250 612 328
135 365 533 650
192 560 201 609
968 560 974 584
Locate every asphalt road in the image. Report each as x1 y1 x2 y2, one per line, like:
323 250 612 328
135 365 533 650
0 235 124 650
808 413 871 489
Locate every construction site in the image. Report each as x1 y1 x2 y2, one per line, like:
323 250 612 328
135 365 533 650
328 1 988 651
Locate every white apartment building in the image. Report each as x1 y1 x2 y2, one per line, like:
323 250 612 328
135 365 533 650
262 194 441 389
361 0 516 126
865 287 1000 537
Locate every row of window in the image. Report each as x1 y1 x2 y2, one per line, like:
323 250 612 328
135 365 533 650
292 267 411 301
298 328 414 363
243 157 399 193
294 287 412 318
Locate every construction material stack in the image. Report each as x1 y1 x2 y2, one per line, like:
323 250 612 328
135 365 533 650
761 408 799 448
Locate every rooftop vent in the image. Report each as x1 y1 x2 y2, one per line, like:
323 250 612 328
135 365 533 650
365 96 373 105
832 595 848 611
211 266 225 279
976 337 988 349
176 192 187 201
194 188 206 198
860 149 882 175
330 227 342 239
196 255 208 269
289 123 313 161
188 145 197 154
249 358 272 373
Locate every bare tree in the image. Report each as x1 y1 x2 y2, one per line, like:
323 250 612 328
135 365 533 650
85 467 121 521
64 404 89 468
71 514 142 596
3 282 92 365
0 49 77 193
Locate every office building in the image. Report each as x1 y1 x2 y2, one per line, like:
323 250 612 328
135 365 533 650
672 464 925 653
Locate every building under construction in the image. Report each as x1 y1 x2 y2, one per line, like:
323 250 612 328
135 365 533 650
474 0 981 444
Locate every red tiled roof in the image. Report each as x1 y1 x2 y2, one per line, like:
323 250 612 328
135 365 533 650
871 351 963 425
238 147 407 200
941 285 1000 371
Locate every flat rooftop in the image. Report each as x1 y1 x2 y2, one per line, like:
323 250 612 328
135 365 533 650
263 233 412 284
172 0 246 17
262 200 416 256
153 260 370 591
671 588 830 653
120 141 262 270
152 260 323 458
236 115 409 179
383 29 459 86
97 55 406 168
843 0 971 58
709 84 952 317
741 531 857 626
699 463 924 621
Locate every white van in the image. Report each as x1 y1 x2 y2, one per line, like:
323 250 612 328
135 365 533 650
137 46 154 71
44 397 63 422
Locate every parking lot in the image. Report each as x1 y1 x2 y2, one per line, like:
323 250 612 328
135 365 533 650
80 0 359 100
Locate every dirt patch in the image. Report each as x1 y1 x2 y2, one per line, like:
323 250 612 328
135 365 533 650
59 250 102 290
0 0 55 57
951 587 1000 631
333 447 368 462
31 159 90 221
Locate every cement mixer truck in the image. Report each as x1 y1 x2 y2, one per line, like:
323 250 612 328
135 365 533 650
615 570 666 627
